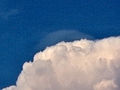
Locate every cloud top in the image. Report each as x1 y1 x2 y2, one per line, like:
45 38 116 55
3 36 120 90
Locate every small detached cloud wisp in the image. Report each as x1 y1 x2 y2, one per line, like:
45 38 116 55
3 36 120 90
0 9 19 20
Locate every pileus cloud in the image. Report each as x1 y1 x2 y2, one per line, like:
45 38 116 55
3 37 120 90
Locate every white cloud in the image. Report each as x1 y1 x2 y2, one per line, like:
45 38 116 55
3 36 120 90
94 80 118 90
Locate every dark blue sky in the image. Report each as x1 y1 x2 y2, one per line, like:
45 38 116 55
0 0 120 89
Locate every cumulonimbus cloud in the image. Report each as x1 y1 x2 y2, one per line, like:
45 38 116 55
3 36 120 90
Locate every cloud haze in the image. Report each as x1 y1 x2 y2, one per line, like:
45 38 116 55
3 36 120 90
36 30 94 49
0 9 19 20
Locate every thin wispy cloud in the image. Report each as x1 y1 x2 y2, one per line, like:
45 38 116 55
37 30 94 49
0 9 19 20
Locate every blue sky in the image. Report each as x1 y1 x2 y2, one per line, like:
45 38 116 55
0 0 120 89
